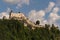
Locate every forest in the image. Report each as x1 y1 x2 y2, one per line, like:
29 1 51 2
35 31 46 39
0 19 60 40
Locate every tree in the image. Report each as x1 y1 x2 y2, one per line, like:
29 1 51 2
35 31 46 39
0 19 60 40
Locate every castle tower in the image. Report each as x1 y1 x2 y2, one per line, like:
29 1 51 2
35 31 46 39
9 10 13 19
36 20 40 25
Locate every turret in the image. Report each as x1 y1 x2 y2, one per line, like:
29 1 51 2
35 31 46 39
36 20 40 25
9 10 13 19
18 12 21 13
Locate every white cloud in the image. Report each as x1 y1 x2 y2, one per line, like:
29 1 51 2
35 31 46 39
45 2 55 12
28 10 49 25
28 2 60 27
49 13 60 22
0 12 9 19
52 7 59 13
0 8 11 19
48 7 60 25
28 10 45 25
28 2 55 25
4 0 20 4
49 7 60 21
37 10 45 17
4 0 30 8
42 20 48 25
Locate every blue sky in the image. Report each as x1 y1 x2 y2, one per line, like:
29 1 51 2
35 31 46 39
0 0 56 13
0 0 60 27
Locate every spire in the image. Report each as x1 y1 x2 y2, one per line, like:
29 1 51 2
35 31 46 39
36 20 40 25
9 10 13 19
18 12 21 13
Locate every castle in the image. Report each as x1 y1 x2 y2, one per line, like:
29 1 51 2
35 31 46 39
3 10 43 29
9 10 27 20
2 10 58 29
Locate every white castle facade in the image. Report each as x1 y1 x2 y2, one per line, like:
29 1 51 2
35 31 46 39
9 11 27 20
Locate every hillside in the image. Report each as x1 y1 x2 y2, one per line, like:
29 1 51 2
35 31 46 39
0 19 60 40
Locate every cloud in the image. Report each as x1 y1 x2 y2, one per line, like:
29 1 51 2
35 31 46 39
0 8 11 19
49 13 60 22
16 0 29 8
52 7 59 13
48 7 60 24
28 2 55 25
37 10 45 17
0 12 9 19
28 10 45 25
4 0 30 8
4 0 20 4
45 2 55 12
28 2 60 27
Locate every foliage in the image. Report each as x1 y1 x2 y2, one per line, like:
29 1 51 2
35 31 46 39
0 19 60 40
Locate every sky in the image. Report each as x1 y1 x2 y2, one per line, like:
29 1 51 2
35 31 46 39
0 0 60 28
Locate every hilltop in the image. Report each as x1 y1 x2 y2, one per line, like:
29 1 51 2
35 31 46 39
0 19 60 40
